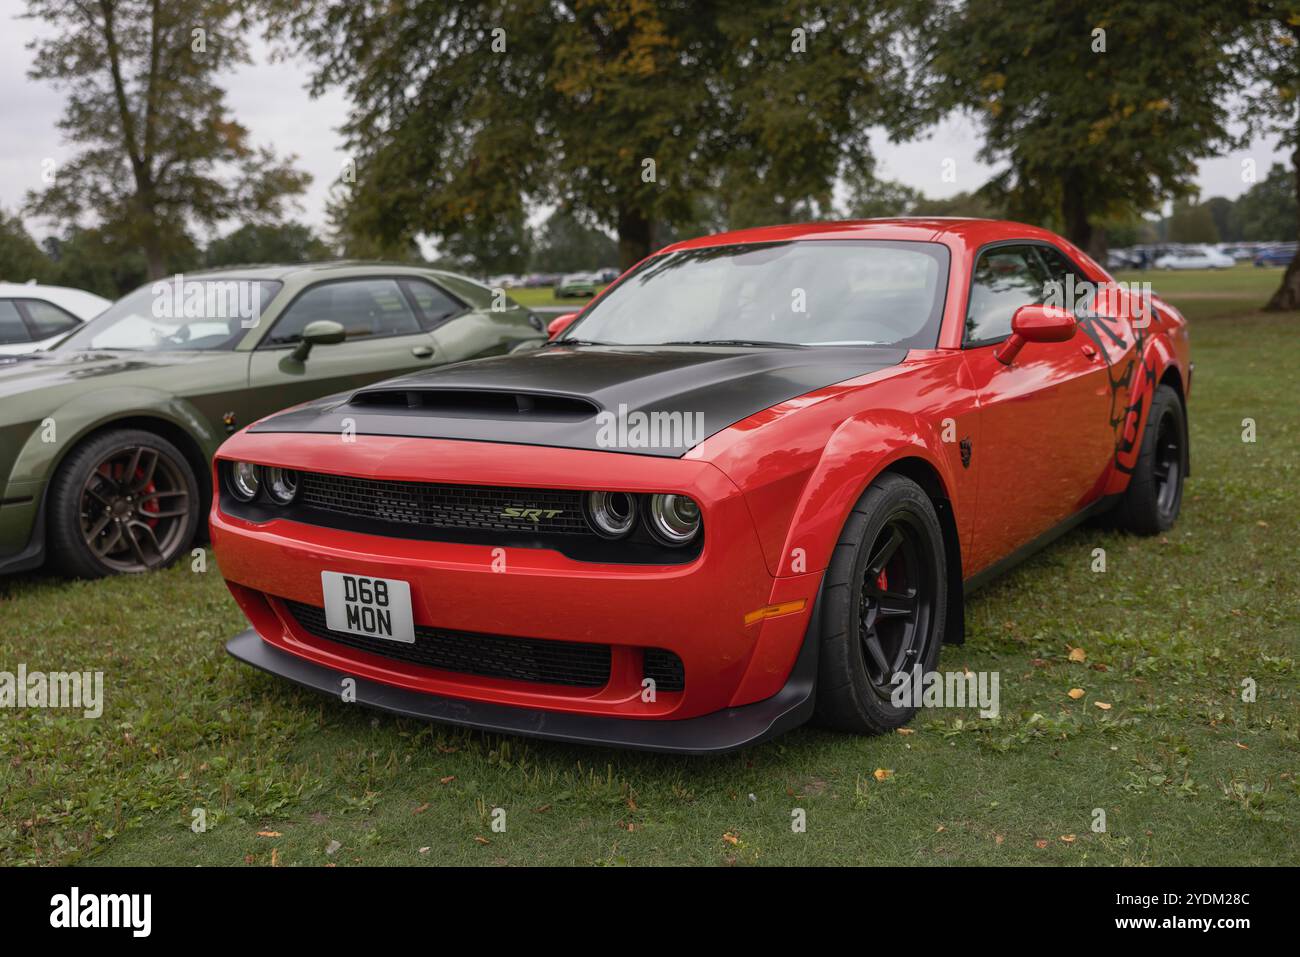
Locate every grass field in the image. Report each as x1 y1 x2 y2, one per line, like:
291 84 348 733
508 285 605 309
1 266 1296 866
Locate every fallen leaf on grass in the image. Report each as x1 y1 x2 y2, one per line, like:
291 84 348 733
533 804 552 813
418 847 430 854
1236 742 1250 750
270 848 279 867
995 834 1005 845
412 803 429 815
1060 835 1076 844
474 836 490 845
1094 701 1112 711
873 768 894 782
1068 688 1085 700
439 776 455 785
325 840 341 857
1068 646 1087 663
1035 840 1049 849
722 832 740 846
257 831 281 838
896 728 915 735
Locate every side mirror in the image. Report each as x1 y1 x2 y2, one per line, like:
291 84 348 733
995 305 1076 365
547 312 579 339
291 320 347 362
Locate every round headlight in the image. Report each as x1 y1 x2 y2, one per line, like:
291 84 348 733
228 461 261 502
647 493 701 545
265 467 299 505
585 490 637 538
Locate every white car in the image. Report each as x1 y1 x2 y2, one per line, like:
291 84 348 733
1153 247 1234 270
0 282 110 355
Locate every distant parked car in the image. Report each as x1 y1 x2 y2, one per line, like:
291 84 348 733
0 282 110 356
555 273 599 298
597 267 620 283
1153 246 1234 270
1253 245 1297 267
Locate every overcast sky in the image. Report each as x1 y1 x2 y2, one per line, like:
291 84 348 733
0 2 1285 244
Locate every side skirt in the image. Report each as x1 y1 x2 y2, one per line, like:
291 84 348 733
962 494 1119 596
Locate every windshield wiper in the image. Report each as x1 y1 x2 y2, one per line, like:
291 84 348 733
660 339 806 348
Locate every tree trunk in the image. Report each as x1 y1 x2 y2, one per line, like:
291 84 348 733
1264 144 1300 311
1062 175 1093 256
616 207 653 270
143 236 166 280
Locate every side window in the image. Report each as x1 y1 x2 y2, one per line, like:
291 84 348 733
22 299 82 338
965 245 1051 345
1034 246 1091 317
0 301 31 344
400 279 464 327
267 279 421 345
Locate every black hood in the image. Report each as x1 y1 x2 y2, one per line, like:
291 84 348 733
250 344 906 457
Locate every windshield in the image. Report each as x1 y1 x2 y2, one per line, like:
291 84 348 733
562 240 949 348
57 279 283 352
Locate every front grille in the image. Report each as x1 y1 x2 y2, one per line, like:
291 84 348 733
283 599 611 688
297 472 592 536
644 647 685 692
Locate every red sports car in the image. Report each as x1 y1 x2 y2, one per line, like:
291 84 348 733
212 219 1190 753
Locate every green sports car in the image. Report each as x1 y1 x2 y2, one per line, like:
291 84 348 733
0 262 545 578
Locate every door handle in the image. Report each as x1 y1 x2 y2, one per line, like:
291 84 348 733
411 345 434 358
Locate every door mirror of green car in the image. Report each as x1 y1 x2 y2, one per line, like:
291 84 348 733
291 320 347 362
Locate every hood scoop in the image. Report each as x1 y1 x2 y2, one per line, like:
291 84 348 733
351 387 599 420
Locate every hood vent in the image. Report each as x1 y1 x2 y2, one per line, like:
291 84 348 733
350 388 599 419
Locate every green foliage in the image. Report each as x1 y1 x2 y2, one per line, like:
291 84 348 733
0 210 55 284
22 0 310 279
1167 200 1220 243
1232 163 1298 242
263 0 935 268
528 210 618 273
204 223 333 268
932 0 1239 255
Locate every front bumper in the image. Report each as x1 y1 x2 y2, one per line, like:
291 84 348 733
212 432 824 737
226 590 819 754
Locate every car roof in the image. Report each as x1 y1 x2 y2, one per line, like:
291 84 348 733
178 261 445 282
0 282 112 318
657 218 1067 254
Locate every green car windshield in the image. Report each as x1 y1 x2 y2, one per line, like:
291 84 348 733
562 241 950 349
57 279 283 352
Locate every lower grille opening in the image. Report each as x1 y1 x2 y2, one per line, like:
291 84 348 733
644 648 685 693
282 599 611 688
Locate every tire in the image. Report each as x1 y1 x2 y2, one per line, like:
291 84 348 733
813 473 948 735
1112 383 1186 536
46 428 201 578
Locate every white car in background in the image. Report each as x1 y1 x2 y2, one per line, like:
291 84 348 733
0 282 110 355
1153 246 1234 270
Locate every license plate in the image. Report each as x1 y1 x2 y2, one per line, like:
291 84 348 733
321 572 415 644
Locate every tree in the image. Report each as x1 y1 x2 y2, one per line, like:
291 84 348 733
1228 1 1300 308
44 225 200 298
1202 196 1238 242
932 0 1239 260
204 222 332 267
0 210 55 284
529 210 618 273
263 1 934 268
23 0 310 279
1167 201 1220 243
1232 162 1298 242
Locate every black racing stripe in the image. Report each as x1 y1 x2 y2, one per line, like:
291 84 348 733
249 344 906 457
